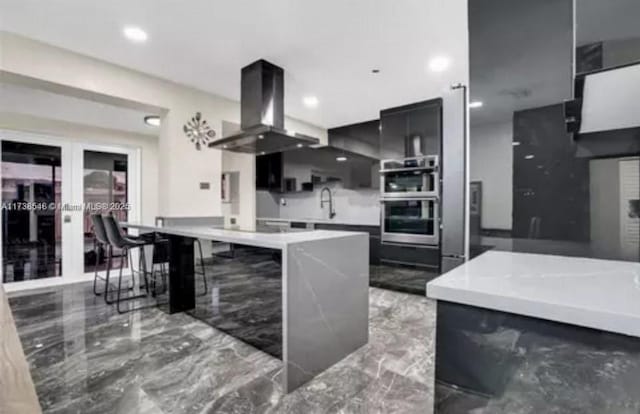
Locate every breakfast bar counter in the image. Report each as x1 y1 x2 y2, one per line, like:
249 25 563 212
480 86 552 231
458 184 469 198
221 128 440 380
427 251 640 413
124 223 370 393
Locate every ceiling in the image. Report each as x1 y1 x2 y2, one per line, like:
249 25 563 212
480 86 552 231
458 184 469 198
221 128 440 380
469 0 640 127
469 0 574 126
0 0 468 129
576 0 640 45
0 82 161 135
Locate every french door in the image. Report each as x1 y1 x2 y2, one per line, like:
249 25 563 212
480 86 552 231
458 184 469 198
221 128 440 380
0 130 140 289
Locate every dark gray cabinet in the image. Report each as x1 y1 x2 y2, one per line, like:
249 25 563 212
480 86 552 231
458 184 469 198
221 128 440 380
256 152 283 191
380 99 442 160
378 242 440 269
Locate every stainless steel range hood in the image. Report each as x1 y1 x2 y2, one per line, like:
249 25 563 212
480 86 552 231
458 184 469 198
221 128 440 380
208 59 320 154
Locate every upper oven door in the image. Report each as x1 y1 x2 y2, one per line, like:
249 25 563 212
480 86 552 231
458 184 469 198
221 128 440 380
381 198 440 245
380 168 439 198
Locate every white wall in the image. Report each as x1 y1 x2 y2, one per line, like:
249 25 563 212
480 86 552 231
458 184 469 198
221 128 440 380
257 184 380 226
0 82 158 136
589 157 621 259
221 151 255 230
0 113 159 224
256 190 281 218
0 32 327 229
470 120 513 230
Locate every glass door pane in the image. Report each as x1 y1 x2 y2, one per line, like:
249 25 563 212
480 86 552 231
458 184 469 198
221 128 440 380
1 140 63 282
83 150 128 273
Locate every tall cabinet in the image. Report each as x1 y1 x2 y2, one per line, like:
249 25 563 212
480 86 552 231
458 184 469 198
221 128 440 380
378 99 444 273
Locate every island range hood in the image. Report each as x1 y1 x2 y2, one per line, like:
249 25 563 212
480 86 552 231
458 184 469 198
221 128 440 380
208 59 320 154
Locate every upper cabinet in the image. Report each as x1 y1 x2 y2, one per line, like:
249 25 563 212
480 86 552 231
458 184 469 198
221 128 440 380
257 119 381 193
329 120 380 160
281 146 378 191
256 152 283 192
380 100 442 161
257 148 379 192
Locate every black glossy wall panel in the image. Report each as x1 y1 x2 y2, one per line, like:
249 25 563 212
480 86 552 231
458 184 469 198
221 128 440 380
512 104 590 241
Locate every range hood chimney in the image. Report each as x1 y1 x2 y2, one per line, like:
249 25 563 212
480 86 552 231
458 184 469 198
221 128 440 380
208 60 320 154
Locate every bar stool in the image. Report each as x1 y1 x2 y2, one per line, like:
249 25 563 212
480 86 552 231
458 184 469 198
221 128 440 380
195 239 208 296
91 214 111 297
148 237 169 296
91 214 136 299
153 216 209 296
102 214 153 313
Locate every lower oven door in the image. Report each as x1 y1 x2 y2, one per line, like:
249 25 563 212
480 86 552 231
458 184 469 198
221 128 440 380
381 198 439 245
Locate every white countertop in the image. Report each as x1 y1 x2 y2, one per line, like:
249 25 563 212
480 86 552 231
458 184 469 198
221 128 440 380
123 223 366 250
257 217 380 227
427 251 640 338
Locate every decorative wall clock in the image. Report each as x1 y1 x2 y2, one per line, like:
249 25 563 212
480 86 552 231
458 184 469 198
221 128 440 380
183 112 216 150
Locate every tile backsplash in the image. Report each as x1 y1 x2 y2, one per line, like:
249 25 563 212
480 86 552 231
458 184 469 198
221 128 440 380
257 184 380 225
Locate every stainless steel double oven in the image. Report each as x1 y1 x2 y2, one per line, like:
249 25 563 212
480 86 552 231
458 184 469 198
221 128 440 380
380 155 440 246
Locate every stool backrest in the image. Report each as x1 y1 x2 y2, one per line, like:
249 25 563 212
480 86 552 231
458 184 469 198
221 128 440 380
90 214 109 245
102 214 128 249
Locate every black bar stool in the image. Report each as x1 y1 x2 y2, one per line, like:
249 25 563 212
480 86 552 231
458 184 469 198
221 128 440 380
91 214 110 296
148 236 169 296
195 239 208 296
102 214 153 313
155 217 208 296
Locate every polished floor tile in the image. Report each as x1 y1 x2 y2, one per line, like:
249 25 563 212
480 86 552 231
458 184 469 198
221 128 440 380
9 265 436 414
370 264 439 295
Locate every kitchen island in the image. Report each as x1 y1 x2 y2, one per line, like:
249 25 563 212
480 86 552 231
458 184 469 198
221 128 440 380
124 223 369 393
427 251 640 413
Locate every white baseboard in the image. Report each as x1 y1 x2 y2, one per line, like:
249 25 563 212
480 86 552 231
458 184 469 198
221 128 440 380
2 273 138 297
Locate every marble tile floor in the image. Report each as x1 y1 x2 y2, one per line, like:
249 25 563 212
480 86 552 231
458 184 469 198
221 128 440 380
9 275 436 413
190 249 283 359
370 264 440 295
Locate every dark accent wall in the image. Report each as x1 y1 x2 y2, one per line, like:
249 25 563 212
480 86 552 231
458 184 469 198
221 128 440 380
512 104 590 241
576 42 603 74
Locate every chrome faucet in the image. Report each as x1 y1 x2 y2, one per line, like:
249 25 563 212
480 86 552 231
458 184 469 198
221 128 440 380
320 187 336 219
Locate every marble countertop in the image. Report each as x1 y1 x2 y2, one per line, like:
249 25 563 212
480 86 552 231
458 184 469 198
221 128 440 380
123 223 367 250
257 217 380 227
427 251 640 338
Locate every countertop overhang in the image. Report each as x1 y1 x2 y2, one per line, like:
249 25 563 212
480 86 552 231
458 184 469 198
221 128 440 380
122 223 368 250
427 251 640 338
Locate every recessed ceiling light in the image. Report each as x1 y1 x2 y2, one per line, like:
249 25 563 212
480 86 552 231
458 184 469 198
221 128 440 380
144 115 160 127
303 96 319 108
297 143 304 148
469 101 483 109
260 151 266 155
512 141 521 146
428 56 451 72
258 134 264 140
123 26 148 43
524 154 535 160
336 156 347 162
